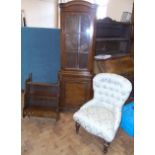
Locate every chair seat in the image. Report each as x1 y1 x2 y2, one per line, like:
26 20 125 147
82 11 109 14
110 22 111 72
73 106 116 142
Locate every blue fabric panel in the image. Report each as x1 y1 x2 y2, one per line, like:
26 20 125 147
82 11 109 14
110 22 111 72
120 102 134 137
21 27 60 89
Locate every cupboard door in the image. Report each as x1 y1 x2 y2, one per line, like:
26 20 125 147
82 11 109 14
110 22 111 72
65 82 86 105
60 76 92 108
63 13 93 70
64 14 79 69
79 14 91 69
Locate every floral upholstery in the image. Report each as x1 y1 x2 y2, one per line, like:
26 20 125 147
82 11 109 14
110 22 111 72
73 73 132 142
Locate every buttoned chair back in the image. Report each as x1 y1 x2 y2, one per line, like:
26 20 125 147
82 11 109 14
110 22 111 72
93 73 132 109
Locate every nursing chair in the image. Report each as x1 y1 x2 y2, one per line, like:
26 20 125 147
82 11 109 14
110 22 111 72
73 73 132 153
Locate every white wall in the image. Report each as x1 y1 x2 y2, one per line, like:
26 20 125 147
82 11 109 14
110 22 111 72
85 0 133 21
21 0 134 28
21 0 58 28
106 0 134 21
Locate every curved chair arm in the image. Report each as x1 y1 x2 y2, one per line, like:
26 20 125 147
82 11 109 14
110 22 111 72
80 99 97 110
113 108 122 132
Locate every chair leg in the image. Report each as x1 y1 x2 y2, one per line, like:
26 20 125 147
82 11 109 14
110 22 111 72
22 109 27 118
22 112 25 118
103 141 110 154
75 122 80 134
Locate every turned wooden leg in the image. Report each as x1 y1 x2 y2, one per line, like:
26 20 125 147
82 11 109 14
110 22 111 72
103 141 110 154
56 113 59 121
22 109 26 118
75 122 80 134
22 111 25 118
56 109 60 121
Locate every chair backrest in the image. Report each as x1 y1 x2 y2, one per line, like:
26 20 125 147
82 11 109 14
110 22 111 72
93 73 132 108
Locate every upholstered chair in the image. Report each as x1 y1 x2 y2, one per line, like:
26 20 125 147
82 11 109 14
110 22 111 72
73 73 132 153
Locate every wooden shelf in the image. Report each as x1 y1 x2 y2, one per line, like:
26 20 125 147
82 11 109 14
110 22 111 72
96 37 128 41
23 106 59 119
94 53 131 61
23 74 59 119
26 82 58 87
95 17 131 56
27 92 58 99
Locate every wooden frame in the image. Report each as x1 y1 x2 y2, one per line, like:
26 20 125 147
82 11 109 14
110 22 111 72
23 74 60 120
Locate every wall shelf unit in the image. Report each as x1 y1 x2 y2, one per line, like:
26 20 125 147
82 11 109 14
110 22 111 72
95 17 131 57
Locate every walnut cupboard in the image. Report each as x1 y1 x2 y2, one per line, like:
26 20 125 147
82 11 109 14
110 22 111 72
59 0 97 109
